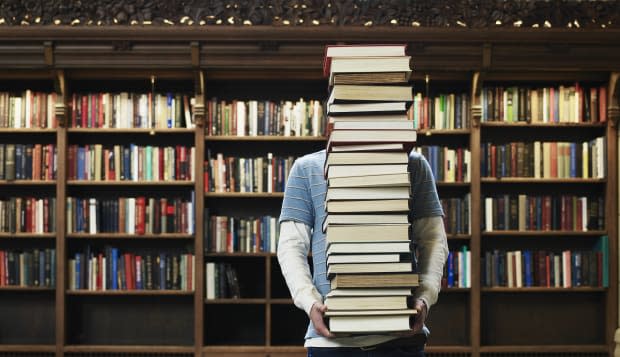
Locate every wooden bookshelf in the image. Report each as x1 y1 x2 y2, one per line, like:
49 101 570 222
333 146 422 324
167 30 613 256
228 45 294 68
0 24 617 357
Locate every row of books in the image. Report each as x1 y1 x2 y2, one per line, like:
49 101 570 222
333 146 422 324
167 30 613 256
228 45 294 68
205 98 325 137
414 146 471 182
204 262 240 299
0 248 56 287
70 93 195 129
482 239 609 288
68 247 195 291
204 153 295 193
66 196 195 234
0 197 56 233
67 144 194 181
443 246 471 288
0 143 57 181
441 195 471 235
204 215 279 254
481 85 607 123
0 91 58 128
409 92 470 130
481 138 606 179
482 195 605 232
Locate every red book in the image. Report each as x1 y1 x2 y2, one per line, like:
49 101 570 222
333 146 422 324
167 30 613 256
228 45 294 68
25 198 33 233
187 254 193 291
124 253 133 290
545 255 551 287
0 251 4 286
135 197 146 235
43 198 49 233
510 142 517 177
158 146 164 180
81 95 88 128
71 94 77 127
490 145 497 177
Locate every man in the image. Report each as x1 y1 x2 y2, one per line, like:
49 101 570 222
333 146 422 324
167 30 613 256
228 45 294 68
277 149 448 357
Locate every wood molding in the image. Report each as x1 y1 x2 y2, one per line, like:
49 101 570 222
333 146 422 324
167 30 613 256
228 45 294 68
0 0 619 28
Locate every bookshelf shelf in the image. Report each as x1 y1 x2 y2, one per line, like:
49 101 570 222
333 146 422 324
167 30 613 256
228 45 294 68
436 182 470 187
481 178 606 184
63 345 195 353
447 234 471 240
480 122 607 128
0 180 56 185
205 252 273 257
67 128 195 134
205 192 285 198
67 180 195 186
205 298 267 304
481 230 606 237
481 287 606 293
269 298 293 304
0 129 56 133
66 290 194 296
479 344 609 353
206 135 326 142
0 345 56 352
0 287 55 292
0 232 56 238
418 129 470 136
66 233 194 239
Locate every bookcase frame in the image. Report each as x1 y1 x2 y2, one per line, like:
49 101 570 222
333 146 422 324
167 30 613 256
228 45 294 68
0 26 618 357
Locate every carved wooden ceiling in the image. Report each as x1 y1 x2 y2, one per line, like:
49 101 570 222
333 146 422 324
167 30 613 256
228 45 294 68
0 0 618 28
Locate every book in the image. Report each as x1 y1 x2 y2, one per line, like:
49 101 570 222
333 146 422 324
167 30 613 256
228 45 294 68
325 295 414 310
330 119 415 131
327 262 413 276
326 198 410 212
327 130 417 151
328 102 410 116
328 85 412 105
323 44 407 76
326 186 411 201
326 288 412 297
325 224 410 243
326 152 409 166
326 310 416 333
327 253 411 265
328 173 411 188
327 56 412 85
323 214 409 227
330 272 419 289
330 143 405 152
327 242 411 255
327 164 409 178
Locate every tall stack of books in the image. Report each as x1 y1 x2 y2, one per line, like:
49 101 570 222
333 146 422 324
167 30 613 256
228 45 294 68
322 44 419 334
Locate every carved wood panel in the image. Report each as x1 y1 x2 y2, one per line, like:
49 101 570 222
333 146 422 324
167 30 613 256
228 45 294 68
0 0 618 28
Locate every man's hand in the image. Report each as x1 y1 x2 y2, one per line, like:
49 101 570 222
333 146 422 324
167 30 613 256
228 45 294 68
411 299 428 334
309 302 334 338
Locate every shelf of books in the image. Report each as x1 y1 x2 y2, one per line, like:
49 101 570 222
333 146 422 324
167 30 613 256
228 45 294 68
475 74 615 354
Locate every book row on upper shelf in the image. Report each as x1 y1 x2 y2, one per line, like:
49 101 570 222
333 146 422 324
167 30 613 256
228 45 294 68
66 196 195 235
481 85 608 123
68 247 195 291
0 197 56 234
0 91 58 129
410 92 470 130
0 144 57 181
482 195 605 232
69 93 195 129
205 98 326 137
204 215 279 254
0 248 56 288
67 144 195 182
414 146 471 183
482 236 609 288
481 138 606 179
205 153 295 193
441 195 471 235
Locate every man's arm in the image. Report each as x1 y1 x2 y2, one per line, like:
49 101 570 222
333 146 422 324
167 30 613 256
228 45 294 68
412 216 449 310
277 220 333 337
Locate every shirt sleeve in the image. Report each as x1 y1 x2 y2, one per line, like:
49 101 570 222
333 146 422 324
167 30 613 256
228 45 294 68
277 220 322 315
411 216 449 310
279 158 314 226
409 151 444 220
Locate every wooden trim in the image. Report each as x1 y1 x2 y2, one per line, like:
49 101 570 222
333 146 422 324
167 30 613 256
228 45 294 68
66 233 194 239
481 178 606 184
63 345 195 353
206 135 326 142
66 180 195 186
481 230 607 237
479 344 609 353
481 287 607 293
66 290 195 296
194 103 206 357
204 193 284 198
